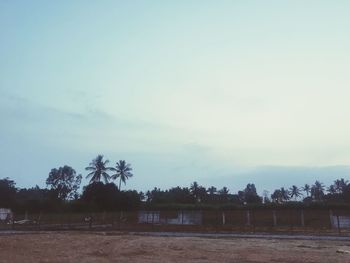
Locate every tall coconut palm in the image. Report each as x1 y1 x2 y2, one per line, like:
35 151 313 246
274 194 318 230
85 155 113 184
190 181 199 201
207 186 217 195
190 181 206 202
334 178 349 194
280 187 290 202
218 187 230 195
311 180 325 201
218 187 230 202
289 185 301 201
327 185 337 194
302 184 311 197
111 160 133 191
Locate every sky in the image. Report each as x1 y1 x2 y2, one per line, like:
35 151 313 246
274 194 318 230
1 0 350 195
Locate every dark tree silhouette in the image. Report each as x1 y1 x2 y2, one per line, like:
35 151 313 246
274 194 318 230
289 185 301 200
280 187 290 201
327 185 337 195
111 160 133 191
239 183 261 204
262 190 270 203
218 187 230 202
218 187 229 195
271 189 283 203
271 187 290 203
207 186 217 195
334 178 349 194
85 155 113 184
0 178 16 208
46 165 82 200
311 180 325 201
190 182 206 203
302 184 311 197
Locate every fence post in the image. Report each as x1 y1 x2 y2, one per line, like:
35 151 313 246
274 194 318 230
252 210 256 233
102 211 106 225
246 210 251 226
289 209 293 231
37 211 42 230
337 215 341 235
89 216 92 230
12 212 15 230
222 211 226 225
300 209 305 227
329 209 334 229
272 210 277 227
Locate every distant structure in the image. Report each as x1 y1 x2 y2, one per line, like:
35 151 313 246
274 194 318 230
138 210 202 225
0 208 13 222
331 214 350 229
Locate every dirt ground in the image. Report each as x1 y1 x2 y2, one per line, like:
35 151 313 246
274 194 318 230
0 232 350 263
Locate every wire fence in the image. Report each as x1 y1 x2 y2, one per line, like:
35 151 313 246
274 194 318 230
1 208 349 235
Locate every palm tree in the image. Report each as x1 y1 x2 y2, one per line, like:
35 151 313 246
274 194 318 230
280 187 290 202
289 185 301 201
85 155 113 184
111 160 133 191
271 189 283 203
190 182 206 202
190 181 199 201
302 184 311 197
327 185 337 195
311 180 325 201
218 187 230 202
207 186 217 195
218 187 229 195
334 178 349 194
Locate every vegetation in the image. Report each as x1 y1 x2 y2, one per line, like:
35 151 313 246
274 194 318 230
85 155 114 184
1 154 350 213
111 160 133 191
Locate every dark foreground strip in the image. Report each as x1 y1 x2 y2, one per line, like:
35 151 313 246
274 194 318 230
129 231 350 241
1 230 350 241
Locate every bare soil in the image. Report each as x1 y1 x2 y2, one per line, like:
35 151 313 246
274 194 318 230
0 232 350 263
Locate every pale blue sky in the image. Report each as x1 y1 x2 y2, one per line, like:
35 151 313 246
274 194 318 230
1 1 350 194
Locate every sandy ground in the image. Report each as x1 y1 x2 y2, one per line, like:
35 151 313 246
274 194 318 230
0 232 350 263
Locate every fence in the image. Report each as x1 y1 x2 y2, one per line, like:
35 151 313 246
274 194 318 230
1 208 349 235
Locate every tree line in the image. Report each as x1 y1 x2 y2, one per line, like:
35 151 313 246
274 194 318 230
1 155 350 213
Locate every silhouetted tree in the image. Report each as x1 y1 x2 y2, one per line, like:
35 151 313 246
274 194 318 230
218 187 229 195
111 160 133 191
311 180 325 201
217 187 230 202
0 178 16 208
271 189 283 203
190 182 206 203
302 184 311 197
16 186 52 213
46 165 82 201
333 178 348 194
207 186 217 195
239 183 262 204
85 155 113 184
289 185 301 201
167 187 192 203
262 190 270 203
327 185 337 195
280 187 290 201
81 182 119 211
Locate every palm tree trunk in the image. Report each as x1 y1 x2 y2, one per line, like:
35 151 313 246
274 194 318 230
119 178 122 191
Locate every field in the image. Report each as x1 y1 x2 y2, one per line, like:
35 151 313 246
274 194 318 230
0 232 350 263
